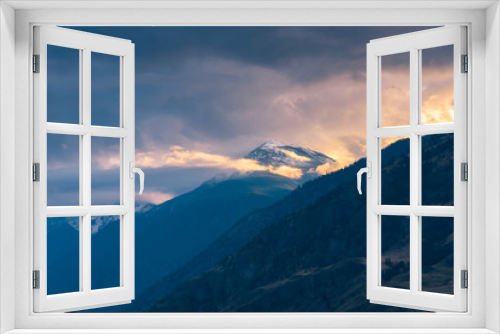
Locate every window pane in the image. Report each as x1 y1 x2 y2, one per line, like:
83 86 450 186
91 216 121 290
47 134 80 206
47 45 80 124
47 217 80 295
381 136 409 205
421 45 454 124
381 215 410 290
421 217 454 295
92 52 120 127
381 52 410 127
91 137 121 206
421 133 454 206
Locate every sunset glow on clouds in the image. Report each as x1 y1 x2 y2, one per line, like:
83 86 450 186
380 64 454 148
89 63 453 181
135 146 304 179
47 26 454 204
422 65 454 124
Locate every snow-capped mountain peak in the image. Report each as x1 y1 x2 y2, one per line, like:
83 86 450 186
259 139 285 150
245 140 335 175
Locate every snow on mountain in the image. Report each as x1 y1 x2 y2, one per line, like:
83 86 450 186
245 139 336 175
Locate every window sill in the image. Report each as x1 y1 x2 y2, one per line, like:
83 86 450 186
3 330 498 334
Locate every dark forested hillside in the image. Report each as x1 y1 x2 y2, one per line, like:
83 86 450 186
150 134 454 312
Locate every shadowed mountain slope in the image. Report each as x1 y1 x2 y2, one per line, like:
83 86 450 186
150 134 453 312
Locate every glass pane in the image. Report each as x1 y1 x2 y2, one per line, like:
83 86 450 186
381 215 410 290
421 217 454 294
47 134 80 206
91 137 121 205
421 133 454 206
421 45 454 124
47 217 80 295
381 136 410 205
47 45 80 124
381 52 410 127
91 216 121 290
92 52 120 127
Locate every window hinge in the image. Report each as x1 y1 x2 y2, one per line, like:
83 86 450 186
33 163 40 182
33 270 40 289
33 54 40 73
461 54 468 73
461 162 468 182
461 270 468 289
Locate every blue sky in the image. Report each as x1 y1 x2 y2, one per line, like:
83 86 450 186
46 26 452 205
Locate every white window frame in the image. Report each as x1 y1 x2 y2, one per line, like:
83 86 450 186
1 1 499 333
366 26 468 312
33 26 136 313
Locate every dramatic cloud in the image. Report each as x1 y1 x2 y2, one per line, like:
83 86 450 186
135 146 304 179
380 63 454 147
421 65 454 124
47 26 452 204
315 162 340 175
134 58 368 172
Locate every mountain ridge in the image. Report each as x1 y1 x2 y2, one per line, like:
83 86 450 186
245 140 336 178
149 134 454 312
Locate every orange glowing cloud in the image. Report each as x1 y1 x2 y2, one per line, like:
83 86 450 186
135 146 304 179
263 72 368 171
381 136 409 149
315 162 340 175
281 149 311 162
265 63 453 169
421 64 454 124
380 61 454 127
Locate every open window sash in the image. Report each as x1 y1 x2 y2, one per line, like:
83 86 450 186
33 26 136 312
364 26 467 312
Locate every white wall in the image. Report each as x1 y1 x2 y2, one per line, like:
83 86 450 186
0 2 16 333
486 2 500 333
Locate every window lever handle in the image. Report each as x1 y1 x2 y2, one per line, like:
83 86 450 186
129 162 145 195
357 162 371 195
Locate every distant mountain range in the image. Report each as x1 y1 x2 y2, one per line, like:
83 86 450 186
49 135 453 312
148 134 454 312
124 155 363 312
51 141 324 307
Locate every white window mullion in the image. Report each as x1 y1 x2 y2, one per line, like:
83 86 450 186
366 43 380 297
82 47 92 295
373 126 411 138
413 123 454 135
409 47 420 294
78 48 85 293
121 46 135 293
119 55 124 288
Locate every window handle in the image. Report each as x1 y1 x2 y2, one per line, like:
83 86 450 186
357 162 371 195
129 162 145 195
